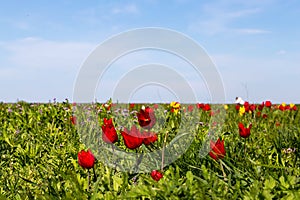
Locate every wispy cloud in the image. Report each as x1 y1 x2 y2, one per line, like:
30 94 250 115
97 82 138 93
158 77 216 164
189 1 269 35
3 37 95 70
0 37 97 102
276 50 287 55
111 3 139 15
234 28 270 34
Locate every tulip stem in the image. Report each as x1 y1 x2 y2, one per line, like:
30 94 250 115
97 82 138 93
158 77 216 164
92 166 97 182
111 144 117 172
161 131 169 172
219 160 227 181
87 169 90 191
244 139 246 155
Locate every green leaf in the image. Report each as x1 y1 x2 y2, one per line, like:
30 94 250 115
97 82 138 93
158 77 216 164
186 171 193 183
264 177 276 190
279 176 290 189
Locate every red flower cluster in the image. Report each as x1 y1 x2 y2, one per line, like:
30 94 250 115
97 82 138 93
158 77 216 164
258 101 272 111
238 123 252 138
279 104 297 111
78 149 95 169
151 170 163 181
101 118 118 144
243 102 256 113
256 112 268 119
121 125 158 149
209 138 226 160
137 106 156 129
197 103 211 111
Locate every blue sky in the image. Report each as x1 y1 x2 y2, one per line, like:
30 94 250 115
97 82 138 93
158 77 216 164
1 0 300 103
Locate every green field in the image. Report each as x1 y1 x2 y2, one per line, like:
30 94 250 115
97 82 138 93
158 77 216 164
0 101 299 199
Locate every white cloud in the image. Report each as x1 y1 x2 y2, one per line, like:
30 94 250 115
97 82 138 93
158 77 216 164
276 50 286 55
111 3 139 15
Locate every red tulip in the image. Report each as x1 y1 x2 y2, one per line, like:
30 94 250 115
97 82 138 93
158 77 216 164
197 103 204 109
256 111 261 117
101 118 118 144
121 126 143 149
70 115 76 125
244 101 250 112
238 122 252 138
279 105 285 111
265 101 272 108
258 103 264 111
137 106 156 129
153 104 159 109
142 131 158 145
129 103 135 109
203 104 211 111
235 104 240 111
249 104 256 112
151 170 163 181
78 149 95 169
188 105 194 112
197 103 211 111
262 114 268 119
209 139 226 160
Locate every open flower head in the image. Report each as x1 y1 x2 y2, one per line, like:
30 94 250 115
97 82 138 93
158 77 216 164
209 138 226 160
121 125 143 150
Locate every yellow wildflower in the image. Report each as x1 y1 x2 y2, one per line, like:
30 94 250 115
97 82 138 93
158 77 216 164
224 105 228 110
239 106 245 116
170 101 180 114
